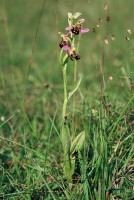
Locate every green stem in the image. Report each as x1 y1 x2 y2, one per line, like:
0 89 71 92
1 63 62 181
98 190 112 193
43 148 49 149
74 60 77 85
62 63 68 120
62 63 72 185
72 60 77 136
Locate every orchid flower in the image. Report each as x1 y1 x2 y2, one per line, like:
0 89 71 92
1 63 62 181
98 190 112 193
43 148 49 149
59 33 70 48
63 46 80 61
66 19 89 35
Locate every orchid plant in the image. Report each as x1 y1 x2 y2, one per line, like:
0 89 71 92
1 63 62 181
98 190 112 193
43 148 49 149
59 12 89 188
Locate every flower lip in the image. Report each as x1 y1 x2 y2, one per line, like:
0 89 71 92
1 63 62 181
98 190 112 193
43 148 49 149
59 34 70 48
59 43 63 48
75 54 80 60
70 50 80 60
71 26 80 35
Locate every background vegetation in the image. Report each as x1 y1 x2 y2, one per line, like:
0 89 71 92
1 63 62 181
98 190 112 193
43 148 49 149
0 0 134 199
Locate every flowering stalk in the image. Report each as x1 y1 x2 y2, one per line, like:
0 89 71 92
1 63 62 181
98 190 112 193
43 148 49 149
59 12 89 187
73 32 82 135
62 63 67 119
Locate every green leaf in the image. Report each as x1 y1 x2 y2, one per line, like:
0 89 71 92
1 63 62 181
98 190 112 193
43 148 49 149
61 124 70 153
70 158 75 179
61 124 72 181
68 75 82 100
69 131 85 179
62 54 69 66
70 131 85 155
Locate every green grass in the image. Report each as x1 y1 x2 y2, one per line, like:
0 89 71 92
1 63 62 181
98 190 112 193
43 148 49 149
0 0 134 199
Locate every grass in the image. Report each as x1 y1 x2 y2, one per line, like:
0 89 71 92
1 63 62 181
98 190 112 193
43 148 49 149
0 0 134 199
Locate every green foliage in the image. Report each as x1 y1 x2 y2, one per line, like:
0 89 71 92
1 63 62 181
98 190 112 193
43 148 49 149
70 131 85 156
68 76 82 100
0 0 134 199
61 124 71 182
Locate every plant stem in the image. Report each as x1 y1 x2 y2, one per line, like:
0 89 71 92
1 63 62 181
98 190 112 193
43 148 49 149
62 63 68 120
72 33 81 136
62 63 72 185
72 60 77 136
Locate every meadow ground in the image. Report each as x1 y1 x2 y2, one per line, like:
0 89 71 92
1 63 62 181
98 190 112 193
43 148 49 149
0 0 134 199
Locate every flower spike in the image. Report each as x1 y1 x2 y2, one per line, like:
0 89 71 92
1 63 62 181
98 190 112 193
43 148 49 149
59 12 89 61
